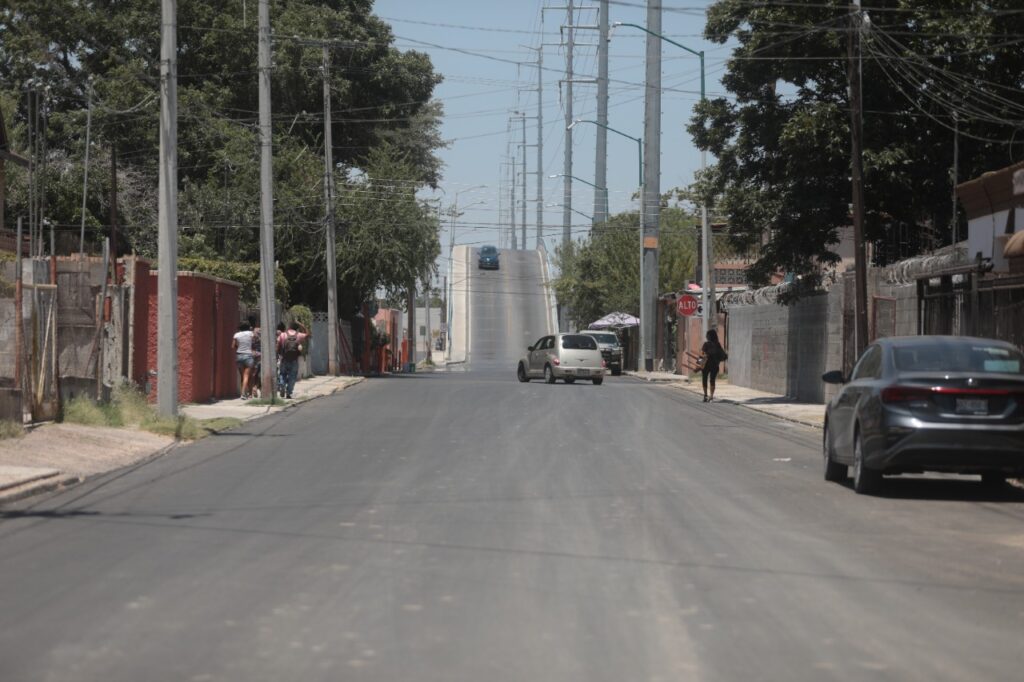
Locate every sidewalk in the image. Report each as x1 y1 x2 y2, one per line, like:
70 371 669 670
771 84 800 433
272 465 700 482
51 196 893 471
0 374 364 505
626 370 825 429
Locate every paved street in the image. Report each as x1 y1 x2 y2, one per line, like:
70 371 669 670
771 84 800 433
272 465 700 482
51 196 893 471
2 249 1024 681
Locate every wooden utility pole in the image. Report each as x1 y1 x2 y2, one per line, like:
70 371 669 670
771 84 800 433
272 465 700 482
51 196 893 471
322 44 339 375
848 0 869 356
156 0 178 416
257 0 277 397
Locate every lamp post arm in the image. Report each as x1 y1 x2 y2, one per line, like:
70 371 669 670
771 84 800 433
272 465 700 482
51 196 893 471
614 23 705 101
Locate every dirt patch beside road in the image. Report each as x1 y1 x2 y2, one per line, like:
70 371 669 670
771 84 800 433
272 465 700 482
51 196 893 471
0 423 175 479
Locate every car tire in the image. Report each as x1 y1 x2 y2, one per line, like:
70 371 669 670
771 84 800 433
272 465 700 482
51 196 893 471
517 363 530 383
980 473 1007 488
823 422 847 483
564 377 576 384
592 377 603 386
852 429 882 495
544 364 556 384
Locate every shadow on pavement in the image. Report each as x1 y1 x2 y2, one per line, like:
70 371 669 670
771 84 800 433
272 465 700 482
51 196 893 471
839 476 1024 503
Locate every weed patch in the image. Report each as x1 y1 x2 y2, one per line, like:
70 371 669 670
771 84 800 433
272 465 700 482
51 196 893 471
0 420 24 440
62 384 215 441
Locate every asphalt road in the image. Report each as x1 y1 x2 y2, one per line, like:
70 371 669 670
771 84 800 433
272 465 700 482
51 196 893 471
466 247 552 371
2 251 1024 680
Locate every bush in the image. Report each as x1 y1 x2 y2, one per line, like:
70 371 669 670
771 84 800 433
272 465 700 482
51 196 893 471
178 257 289 308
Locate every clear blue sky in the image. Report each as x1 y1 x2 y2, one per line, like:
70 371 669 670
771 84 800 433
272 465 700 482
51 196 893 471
372 0 732 271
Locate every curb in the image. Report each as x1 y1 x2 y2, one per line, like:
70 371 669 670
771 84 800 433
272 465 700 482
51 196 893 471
0 474 83 506
666 382 824 430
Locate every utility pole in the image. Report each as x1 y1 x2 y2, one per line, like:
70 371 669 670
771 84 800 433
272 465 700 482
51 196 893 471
563 0 575 253
848 0 868 357
535 45 544 248
520 113 528 250
593 0 609 226
424 274 432 361
322 44 339 375
510 138 518 250
109 144 118 259
79 81 92 258
257 0 277 397
156 0 178 416
640 0 662 372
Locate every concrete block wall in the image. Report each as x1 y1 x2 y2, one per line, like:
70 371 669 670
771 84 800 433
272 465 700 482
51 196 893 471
725 289 841 404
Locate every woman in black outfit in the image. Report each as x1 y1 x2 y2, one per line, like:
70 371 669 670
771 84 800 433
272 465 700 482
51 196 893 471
701 329 727 402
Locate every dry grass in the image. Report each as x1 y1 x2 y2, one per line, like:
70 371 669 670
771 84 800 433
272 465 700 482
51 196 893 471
62 385 235 440
0 420 24 440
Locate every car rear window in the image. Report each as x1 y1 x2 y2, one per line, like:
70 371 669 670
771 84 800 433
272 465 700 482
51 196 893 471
893 342 1024 374
586 333 618 345
561 335 597 350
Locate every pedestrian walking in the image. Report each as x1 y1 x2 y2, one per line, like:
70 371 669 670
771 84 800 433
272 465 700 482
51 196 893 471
701 329 728 403
232 321 256 399
274 322 287 397
249 315 262 398
277 321 309 399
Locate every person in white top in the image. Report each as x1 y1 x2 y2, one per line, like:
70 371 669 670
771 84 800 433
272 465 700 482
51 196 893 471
232 321 256 399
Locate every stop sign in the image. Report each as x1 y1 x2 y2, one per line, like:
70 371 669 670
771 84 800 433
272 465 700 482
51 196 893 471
677 294 699 317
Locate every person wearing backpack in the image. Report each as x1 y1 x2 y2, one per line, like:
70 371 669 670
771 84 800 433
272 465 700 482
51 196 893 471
277 321 309 399
701 329 728 403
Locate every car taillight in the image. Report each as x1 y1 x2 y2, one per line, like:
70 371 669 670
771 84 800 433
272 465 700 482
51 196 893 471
551 357 560 366
881 386 932 405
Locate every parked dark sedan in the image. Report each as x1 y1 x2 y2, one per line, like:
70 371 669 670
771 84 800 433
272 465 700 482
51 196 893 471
822 336 1024 494
478 245 500 270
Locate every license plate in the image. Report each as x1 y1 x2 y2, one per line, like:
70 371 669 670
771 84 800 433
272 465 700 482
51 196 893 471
955 398 988 415
576 369 590 376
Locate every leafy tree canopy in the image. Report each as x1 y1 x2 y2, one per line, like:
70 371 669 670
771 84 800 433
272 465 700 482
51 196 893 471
553 207 700 330
1 0 445 307
690 0 1024 287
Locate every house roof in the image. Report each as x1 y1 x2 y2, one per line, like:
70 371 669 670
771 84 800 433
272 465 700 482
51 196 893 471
955 160 1024 220
0 100 30 168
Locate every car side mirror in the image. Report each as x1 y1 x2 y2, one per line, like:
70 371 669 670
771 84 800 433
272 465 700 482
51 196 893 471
527 345 534 352
821 370 845 385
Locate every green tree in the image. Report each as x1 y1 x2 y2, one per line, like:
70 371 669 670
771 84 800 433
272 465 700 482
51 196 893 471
553 207 699 329
335 144 441 307
1 0 445 309
690 0 1024 287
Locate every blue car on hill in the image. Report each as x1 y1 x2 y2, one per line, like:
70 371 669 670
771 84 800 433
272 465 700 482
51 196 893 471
478 245 500 270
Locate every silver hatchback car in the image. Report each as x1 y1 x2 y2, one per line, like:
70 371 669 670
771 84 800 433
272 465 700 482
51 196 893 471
517 333 606 385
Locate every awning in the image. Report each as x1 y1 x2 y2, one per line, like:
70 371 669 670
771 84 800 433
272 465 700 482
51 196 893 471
589 312 639 329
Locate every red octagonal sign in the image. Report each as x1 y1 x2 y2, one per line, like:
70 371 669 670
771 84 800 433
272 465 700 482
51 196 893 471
677 294 699 317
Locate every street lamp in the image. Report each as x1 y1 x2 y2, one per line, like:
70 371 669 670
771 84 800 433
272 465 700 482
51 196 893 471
549 173 609 219
447 185 487 362
546 202 593 222
612 21 715 336
568 118 646 371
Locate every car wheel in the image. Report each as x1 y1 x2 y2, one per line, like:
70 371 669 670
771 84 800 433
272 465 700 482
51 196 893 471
980 473 1007 488
517 363 529 383
852 429 882 495
823 422 847 483
592 377 603 386
564 377 576 384
544 364 556 384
